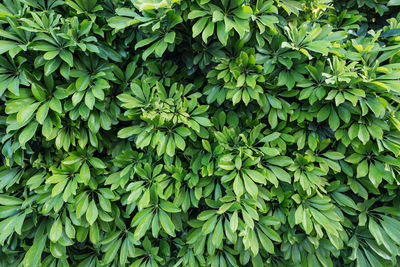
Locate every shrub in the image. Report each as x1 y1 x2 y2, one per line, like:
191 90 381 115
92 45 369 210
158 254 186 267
1 0 400 266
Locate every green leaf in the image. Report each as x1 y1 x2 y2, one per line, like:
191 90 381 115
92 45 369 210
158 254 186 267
192 17 208 38
258 229 274 253
103 238 122 264
44 58 61 76
0 195 22 205
0 40 17 55
212 219 223 247
49 218 62 243
357 160 369 178
65 218 76 239
134 212 153 240
108 16 138 29
174 133 185 150
306 40 330 55
86 200 98 225
89 157 106 169
160 200 181 213
332 192 359 210
60 49 74 67
217 21 228 45
36 102 49 124
80 162 90 185
388 0 400 6
164 32 176 43
49 98 62 113
198 210 217 220
369 219 384 245
17 103 40 125
43 50 59 60
19 122 38 145
85 90 95 110
166 135 175 157
329 109 340 131
233 175 244 197
188 10 208 19
159 209 176 237
155 40 168 57
358 124 370 144
217 203 233 214
202 21 214 43
245 169 266 184
51 179 68 197
233 6 252 19
118 125 141 138
135 35 160 50
202 215 218 235
202 139 212 152
76 75 90 91
317 105 330 122
243 173 258 198
22 224 47 267
323 151 345 160
260 132 281 142
230 211 238 232
138 188 150 208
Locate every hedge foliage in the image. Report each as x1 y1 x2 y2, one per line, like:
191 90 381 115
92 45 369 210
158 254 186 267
2 0 400 266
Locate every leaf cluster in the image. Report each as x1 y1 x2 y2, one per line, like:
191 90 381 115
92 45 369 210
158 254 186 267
2 0 400 266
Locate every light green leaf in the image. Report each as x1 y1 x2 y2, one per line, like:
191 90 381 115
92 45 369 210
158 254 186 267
86 200 98 225
19 122 38 145
159 209 176 237
49 218 62 243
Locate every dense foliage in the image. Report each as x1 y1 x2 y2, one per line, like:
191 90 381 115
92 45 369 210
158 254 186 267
2 0 400 266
